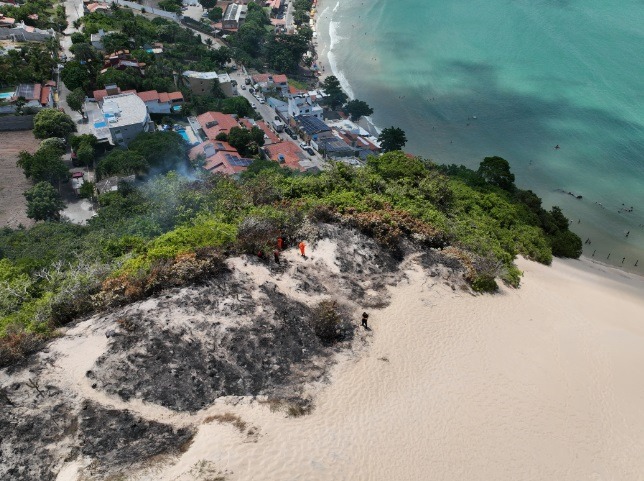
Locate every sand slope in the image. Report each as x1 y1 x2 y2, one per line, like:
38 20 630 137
137 256 644 481
4 237 644 480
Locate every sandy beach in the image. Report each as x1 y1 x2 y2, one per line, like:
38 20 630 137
135 255 644 481
27 243 642 481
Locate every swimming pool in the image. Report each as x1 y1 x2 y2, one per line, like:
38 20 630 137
94 121 107 128
177 129 190 142
0 92 13 100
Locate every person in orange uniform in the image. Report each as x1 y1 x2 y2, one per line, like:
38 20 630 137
277 236 284 250
298 241 306 257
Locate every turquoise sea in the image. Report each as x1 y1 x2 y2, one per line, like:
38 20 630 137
316 0 644 273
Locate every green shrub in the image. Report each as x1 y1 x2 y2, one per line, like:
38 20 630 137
471 275 498 293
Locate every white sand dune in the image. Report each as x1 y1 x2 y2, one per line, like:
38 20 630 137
127 255 644 481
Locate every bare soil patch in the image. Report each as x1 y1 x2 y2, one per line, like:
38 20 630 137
0 131 39 229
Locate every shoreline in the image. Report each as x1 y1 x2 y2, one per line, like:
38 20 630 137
311 0 644 277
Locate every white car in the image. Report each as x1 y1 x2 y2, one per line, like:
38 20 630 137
259 98 265 104
251 103 257 109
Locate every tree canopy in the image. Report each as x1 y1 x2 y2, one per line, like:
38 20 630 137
377 126 407 153
96 150 148 179
24 182 66 222
67 88 86 117
17 144 69 185
344 99 373 121
33 109 76 139
60 61 93 91
227 126 265 157
321 76 348 109
477 156 515 191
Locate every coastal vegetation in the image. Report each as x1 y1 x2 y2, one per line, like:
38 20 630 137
0 126 581 365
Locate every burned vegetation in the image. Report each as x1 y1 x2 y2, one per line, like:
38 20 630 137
0 224 467 480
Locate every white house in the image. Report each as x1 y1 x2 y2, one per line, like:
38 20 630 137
287 94 323 120
94 93 155 146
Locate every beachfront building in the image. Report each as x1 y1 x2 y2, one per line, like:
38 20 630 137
183 70 236 97
221 3 248 30
335 128 381 159
311 131 353 159
251 73 289 96
293 115 330 142
93 93 154 146
288 95 323 120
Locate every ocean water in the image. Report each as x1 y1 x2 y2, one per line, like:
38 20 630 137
317 0 644 273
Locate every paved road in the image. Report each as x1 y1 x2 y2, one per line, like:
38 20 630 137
229 71 327 170
58 0 86 129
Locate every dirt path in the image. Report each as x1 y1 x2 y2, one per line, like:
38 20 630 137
0 130 39 229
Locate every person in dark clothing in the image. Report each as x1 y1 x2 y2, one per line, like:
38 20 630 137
274 249 280 264
361 312 369 329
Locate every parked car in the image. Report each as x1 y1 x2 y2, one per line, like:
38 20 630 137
299 142 308 149
251 102 257 109
245 77 251 85
240 84 246 90
259 98 265 104
304 147 315 156
249 87 255 94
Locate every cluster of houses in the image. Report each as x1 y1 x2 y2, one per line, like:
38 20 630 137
0 11 55 42
86 65 380 175
0 81 56 114
188 110 303 175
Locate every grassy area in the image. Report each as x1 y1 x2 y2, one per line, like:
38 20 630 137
0 150 582 363
288 79 309 91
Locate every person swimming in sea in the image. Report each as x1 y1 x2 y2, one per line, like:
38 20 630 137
555 144 560 149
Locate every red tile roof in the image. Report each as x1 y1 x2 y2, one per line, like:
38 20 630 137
257 120 280 144
264 141 306 170
168 91 184 101
39 86 51 106
239 118 254 130
289 85 306 95
196 111 240 140
93 87 118 103
252 73 270 84
188 140 237 161
204 151 247 175
32 84 42 102
272 74 288 84
137 90 159 102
